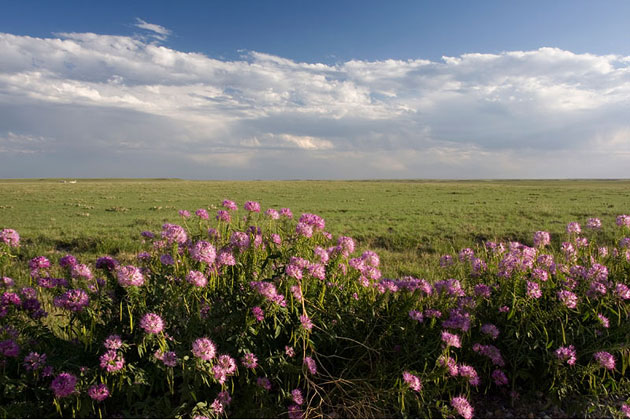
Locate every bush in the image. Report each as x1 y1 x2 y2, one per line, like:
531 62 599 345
1 208 630 418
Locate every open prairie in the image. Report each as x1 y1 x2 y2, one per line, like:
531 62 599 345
1 178 629 276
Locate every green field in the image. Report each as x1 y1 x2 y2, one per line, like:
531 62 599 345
1 178 629 277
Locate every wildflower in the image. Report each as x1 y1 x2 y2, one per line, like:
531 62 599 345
409 310 424 322
99 350 125 372
244 201 261 212
103 334 123 350
190 241 216 264
587 218 602 229
0 228 20 247
296 223 313 238
186 270 207 288
160 254 174 265
458 364 481 385
116 265 145 287
0 339 19 357
195 208 209 219
597 313 610 328
474 284 492 298
23 352 47 370
442 309 471 332
257 377 272 390
620 238 630 249
59 254 77 268
557 290 578 309
280 208 293 218
527 281 542 299
54 289 90 312
286 263 304 280
308 263 326 280
140 313 164 334
615 283 630 300
402 371 422 392
265 208 279 219
440 254 454 267
481 323 500 340
230 231 250 251
451 395 474 419
566 222 581 234
336 235 355 256
216 210 231 222
252 306 264 322
71 263 93 280
241 353 258 369
304 356 317 374
51 372 77 398
179 209 190 218
434 279 465 297
192 338 217 361
499 305 510 313
424 309 442 319
491 369 508 386
217 250 236 266
137 251 151 261
161 223 187 244
441 331 461 348
288 404 303 419
617 215 630 228
155 350 178 367
473 343 505 366
250 281 286 306
291 389 304 405
621 404 630 418
95 256 118 271
222 199 238 210
212 354 237 383
437 355 459 376
210 400 224 414
285 346 295 357
594 351 616 370
88 383 110 402
533 231 550 247
458 248 474 262
300 314 313 331
1 276 14 288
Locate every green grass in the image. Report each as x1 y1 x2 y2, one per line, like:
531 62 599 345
2 178 629 277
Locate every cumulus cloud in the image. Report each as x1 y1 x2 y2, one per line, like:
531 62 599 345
0 29 629 179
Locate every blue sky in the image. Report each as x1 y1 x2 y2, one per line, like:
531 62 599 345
1 1 630 179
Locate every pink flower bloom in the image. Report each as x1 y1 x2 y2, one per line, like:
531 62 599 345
195 208 209 220
597 313 610 328
615 283 630 300
616 215 630 228
304 356 317 374
0 339 20 357
288 404 303 419
212 354 237 383
257 377 272 390
51 372 77 398
230 231 250 251
441 331 461 348
474 284 492 298
222 199 238 211
458 248 474 262
300 314 313 331
409 310 424 322
265 208 279 219
527 281 542 299
244 201 261 212
451 395 474 419
280 208 293 218
458 364 481 386
192 337 217 361
140 313 164 334
285 346 295 357
533 231 550 247
161 351 178 367
481 323 500 340
216 210 231 222
472 343 505 366
0 228 20 247
252 306 264 322
186 270 208 288
566 222 581 234
71 263 93 280
438 355 459 376
162 223 187 244
440 254 454 267
587 218 602 229
296 223 313 238
54 289 89 312
594 351 616 370
291 389 304 405
558 290 578 309
103 334 123 350
621 403 630 418
179 209 190 218
402 371 422 392
23 352 46 370
116 265 145 287
190 241 216 264
241 352 258 369
99 350 125 372
59 254 77 268
88 383 110 402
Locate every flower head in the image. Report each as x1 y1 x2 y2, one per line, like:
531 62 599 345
402 371 422 392
51 372 77 398
140 313 164 334
116 265 145 287
451 395 474 419
192 337 216 361
0 229 20 247
594 351 616 370
88 383 110 402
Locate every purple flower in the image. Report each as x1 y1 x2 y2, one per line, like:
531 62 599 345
51 372 77 398
492 369 508 386
95 256 118 271
402 371 422 392
300 314 313 331
621 403 630 418
140 313 164 334
288 404 303 419
217 250 236 266
472 343 505 366
23 352 47 370
458 248 474 262
257 377 272 390
103 334 123 350
481 323 500 340
409 310 424 322
186 270 207 288
566 222 581 234
54 289 90 312
615 283 630 300
458 364 481 386
230 231 250 251
291 389 304 405
161 223 188 244
252 306 264 322
190 241 216 264
441 331 461 348
295 223 313 238
533 231 551 247
594 351 616 370
304 356 317 374
597 313 610 329
179 209 191 218
241 352 258 369
280 208 293 218
451 395 474 419
212 354 237 384
88 383 110 402
586 218 602 229
244 201 261 212
1 276 14 288
192 337 216 361
558 290 578 309
116 265 145 287
265 208 280 219
526 281 542 299
440 255 454 267
222 199 238 211
0 228 20 247
474 284 492 298
216 210 231 222
616 215 630 228
195 208 209 220
59 254 78 268
0 339 20 357
99 350 125 372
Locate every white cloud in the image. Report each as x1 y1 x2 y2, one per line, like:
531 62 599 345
0 30 629 179
134 18 172 41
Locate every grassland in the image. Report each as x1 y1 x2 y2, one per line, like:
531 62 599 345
1 178 629 277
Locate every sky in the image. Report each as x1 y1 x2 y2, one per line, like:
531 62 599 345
1 0 630 179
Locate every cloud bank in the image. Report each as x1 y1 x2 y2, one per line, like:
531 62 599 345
1 27 629 179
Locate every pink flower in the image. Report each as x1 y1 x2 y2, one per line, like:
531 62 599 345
481 323 500 340
533 231 551 247
291 389 304 405
161 223 187 244
621 403 630 418
222 199 238 210
140 313 164 334
409 310 424 322
186 270 208 288
616 215 630 228
594 351 616 370
597 313 610 328
492 369 508 386
441 331 461 348
192 337 216 361
402 371 422 392
195 208 209 220
252 306 264 322
179 209 190 218
257 377 272 390
451 395 474 419
304 356 317 374
527 281 542 299
558 290 578 309
23 352 46 370
265 208 280 219
88 383 110 402
244 201 261 212
241 352 258 369
566 222 581 234
300 314 313 331
587 218 602 229
285 346 295 357
216 210 231 222
116 265 145 287
288 404 303 419
99 350 125 372
0 228 20 247
103 334 122 350
51 372 77 398
190 241 216 264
